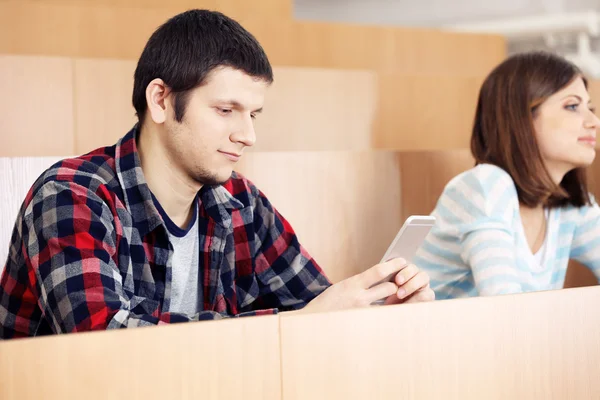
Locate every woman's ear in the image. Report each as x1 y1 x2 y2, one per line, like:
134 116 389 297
145 78 171 124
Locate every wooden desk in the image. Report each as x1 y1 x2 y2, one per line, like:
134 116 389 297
0 315 281 400
280 287 600 400
2 288 599 399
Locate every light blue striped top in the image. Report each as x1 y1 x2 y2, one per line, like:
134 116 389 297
413 163 600 299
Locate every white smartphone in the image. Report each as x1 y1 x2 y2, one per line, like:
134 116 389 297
370 215 436 300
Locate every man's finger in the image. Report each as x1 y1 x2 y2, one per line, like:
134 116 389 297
404 287 436 303
359 258 408 289
396 271 430 300
365 282 398 304
395 263 418 286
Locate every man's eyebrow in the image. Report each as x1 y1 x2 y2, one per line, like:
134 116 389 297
217 100 263 113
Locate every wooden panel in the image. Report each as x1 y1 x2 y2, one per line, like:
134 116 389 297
0 1 171 59
587 158 600 191
565 157 600 287
14 0 292 19
398 149 474 220
564 260 598 288
0 0 290 60
258 22 506 75
280 287 600 400
0 157 65 267
589 80 600 149
254 67 377 151
0 55 74 156
73 59 377 153
73 58 137 153
588 79 600 106
373 75 483 150
237 151 402 283
0 1 82 57
0 316 281 400
0 1 506 76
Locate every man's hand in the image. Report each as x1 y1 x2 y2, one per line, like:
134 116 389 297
301 258 434 314
383 262 435 305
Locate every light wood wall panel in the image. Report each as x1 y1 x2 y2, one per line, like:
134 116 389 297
0 1 506 76
0 157 65 266
261 22 505 76
237 151 402 283
0 315 281 400
73 58 137 153
588 79 600 106
565 261 598 288
373 75 483 149
0 1 290 60
398 149 474 220
14 0 292 19
566 158 600 287
280 287 600 399
0 1 173 59
254 67 377 151
0 55 74 156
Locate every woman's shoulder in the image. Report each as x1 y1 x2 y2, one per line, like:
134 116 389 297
434 163 519 224
445 163 516 196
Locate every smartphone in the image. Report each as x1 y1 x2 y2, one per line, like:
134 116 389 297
370 215 436 301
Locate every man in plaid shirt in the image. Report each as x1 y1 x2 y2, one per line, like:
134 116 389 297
0 10 434 339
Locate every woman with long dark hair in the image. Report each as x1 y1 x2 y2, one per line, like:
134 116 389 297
414 51 600 299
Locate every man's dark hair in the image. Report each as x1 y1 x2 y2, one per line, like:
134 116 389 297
132 9 274 123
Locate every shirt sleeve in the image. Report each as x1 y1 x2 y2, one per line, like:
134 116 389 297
248 186 331 312
0 179 271 338
441 165 525 296
569 197 600 282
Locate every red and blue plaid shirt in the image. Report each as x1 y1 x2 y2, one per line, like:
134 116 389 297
0 126 330 338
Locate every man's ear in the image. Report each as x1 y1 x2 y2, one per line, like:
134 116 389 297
145 78 171 124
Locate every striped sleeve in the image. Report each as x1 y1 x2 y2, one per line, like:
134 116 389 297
444 165 524 296
569 197 600 281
